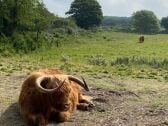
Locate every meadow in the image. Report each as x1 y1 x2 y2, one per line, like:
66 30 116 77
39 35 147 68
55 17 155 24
2 30 168 80
1 30 168 125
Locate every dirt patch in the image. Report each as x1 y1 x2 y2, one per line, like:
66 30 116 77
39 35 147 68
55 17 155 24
0 103 25 126
0 73 168 126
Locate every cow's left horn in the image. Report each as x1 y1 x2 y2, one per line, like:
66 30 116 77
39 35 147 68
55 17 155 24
68 76 90 91
36 76 65 93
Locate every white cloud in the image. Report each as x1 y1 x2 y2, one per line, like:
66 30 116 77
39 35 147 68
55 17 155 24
43 0 168 19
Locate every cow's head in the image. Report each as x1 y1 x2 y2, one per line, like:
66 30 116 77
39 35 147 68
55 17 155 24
35 75 89 111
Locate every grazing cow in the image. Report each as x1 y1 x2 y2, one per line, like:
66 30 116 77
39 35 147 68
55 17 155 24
19 69 94 126
139 35 144 43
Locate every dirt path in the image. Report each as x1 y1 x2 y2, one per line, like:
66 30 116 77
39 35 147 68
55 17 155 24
0 73 168 126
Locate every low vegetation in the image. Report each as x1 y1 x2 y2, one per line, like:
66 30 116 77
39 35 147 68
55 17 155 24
1 30 168 78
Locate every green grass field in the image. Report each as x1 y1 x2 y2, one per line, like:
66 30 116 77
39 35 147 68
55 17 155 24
2 30 168 80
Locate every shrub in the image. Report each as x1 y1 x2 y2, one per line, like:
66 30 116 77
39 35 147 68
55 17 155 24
111 57 129 65
0 34 14 56
60 55 70 63
24 32 37 51
12 32 42 53
52 18 79 35
12 33 29 53
87 54 108 66
110 56 168 69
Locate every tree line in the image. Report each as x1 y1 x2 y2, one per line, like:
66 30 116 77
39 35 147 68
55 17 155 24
66 0 168 34
1 0 168 36
1 0 168 54
103 10 168 34
0 0 103 37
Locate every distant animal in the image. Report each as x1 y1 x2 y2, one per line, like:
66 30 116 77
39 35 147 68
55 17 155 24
19 69 94 126
139 36 144 43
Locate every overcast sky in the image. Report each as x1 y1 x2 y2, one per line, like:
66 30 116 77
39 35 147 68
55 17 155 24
43 0 168 19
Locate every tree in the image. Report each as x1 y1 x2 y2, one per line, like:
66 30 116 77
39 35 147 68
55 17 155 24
0 0 38 36
66 0 103 29
131 10 160 34
161 17 168 31
0 0 55 36
33 1 55 41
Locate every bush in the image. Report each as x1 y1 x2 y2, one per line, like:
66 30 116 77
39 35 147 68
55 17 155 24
0 35 14 56
52 18 79 35
12 33 28 53
87 54 108 66
60 55 70 63
0 43 14 57
53 18 76 28
110 56 168 69
24 33 37 51
12 32 41 53
111 57 129 65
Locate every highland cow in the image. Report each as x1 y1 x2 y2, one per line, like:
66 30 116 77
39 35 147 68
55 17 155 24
139 35 144 43
19 69 94 126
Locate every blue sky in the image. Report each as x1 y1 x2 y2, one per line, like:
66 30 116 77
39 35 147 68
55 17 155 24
43 0 168 19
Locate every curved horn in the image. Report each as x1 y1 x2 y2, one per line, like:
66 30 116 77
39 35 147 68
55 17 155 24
55 79 66 91
35 76 65 93
68 75 90 91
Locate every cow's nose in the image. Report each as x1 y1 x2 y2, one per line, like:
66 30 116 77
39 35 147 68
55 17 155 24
63 103 70 110
64 103 70 108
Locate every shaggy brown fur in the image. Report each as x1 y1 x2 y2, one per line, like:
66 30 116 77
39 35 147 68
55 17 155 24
139 36 144 43
19 69 94 126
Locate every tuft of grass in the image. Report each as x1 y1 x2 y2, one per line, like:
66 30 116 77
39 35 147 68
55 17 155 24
111 56 168 69
87 54 108 66
111 57 129 65
60 55 70 63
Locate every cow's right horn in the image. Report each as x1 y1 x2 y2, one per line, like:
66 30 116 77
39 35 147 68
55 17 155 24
68 76 90 91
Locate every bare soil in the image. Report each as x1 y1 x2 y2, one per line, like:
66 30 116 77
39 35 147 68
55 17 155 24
0 73 168 126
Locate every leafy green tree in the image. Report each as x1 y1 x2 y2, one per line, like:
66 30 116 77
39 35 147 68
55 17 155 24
66 0 103 29
131 10 160 34
0 0 55 36
33 1 55 41
0 0 38 36
14 0 38 30
0 0 15 35
161 17 168 31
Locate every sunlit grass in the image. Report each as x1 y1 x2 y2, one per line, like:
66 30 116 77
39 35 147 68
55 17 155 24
1 31 168 79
